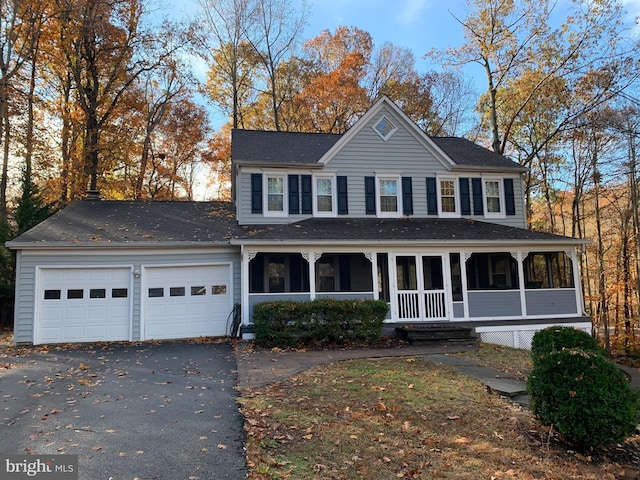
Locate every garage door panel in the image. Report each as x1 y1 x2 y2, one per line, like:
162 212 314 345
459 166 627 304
37 268 131 344
144 265 231 340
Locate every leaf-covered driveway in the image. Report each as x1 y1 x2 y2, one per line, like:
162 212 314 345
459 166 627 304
0 339 246 480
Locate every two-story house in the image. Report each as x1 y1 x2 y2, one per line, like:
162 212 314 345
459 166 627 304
7 97 591 347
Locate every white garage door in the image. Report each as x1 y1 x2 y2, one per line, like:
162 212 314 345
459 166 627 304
37 268 131 344
143 265 231 340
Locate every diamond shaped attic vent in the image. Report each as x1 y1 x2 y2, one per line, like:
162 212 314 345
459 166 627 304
373 115 397 140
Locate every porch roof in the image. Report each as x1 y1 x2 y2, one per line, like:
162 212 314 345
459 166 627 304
235 217 588 246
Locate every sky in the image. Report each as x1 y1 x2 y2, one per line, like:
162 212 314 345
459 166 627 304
167 0 640 128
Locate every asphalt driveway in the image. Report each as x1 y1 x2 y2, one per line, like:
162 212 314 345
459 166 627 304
0 340 247 479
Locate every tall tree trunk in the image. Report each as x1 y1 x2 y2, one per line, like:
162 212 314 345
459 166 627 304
629 131 640 316
592 140 609 352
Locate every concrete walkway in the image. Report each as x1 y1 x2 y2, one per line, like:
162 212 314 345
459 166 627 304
236 341 640 409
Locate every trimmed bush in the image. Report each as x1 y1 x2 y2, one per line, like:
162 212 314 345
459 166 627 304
252 299 388 348
527 348 639 447
531 326 601 359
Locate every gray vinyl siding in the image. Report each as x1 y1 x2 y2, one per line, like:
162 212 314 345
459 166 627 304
525 289 578 315
453 302 464 318
13 249 241 344
468 291 522 318
235 105 528 227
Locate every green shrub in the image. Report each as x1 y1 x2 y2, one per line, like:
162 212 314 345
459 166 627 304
527 348 639 447
252 299 388 348
531 326 601 360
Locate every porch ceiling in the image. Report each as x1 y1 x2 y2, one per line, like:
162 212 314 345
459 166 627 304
235 217 587 246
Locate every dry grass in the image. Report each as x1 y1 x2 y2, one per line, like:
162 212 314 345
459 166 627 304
239 352 640 479
456 343 534 381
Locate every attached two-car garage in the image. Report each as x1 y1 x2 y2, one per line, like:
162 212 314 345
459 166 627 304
35 264 233 344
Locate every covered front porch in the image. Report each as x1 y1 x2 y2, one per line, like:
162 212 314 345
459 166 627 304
240 245 587 327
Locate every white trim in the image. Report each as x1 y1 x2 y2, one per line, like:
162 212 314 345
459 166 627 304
372 115 398 141
313 174 337 217
437 176 460 218
482 177 506 219
376 174 402 218
263 172 288 217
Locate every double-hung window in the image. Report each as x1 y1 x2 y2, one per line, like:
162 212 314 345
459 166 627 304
264 174 286 216
483 178 504 218
377 176 401 217
438 177 459 217
314 175 336 216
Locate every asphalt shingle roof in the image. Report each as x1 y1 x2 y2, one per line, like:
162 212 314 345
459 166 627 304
430 137 525 171
8 201 582 249
232 129 341 165
231 129 525 171
238 217 582 244
7 200 245 247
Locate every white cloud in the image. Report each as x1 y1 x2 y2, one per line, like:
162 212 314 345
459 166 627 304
396 0 430 26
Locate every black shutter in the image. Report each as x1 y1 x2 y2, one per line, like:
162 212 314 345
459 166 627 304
459 178 471 215
426 177 438 215
337 176 348 214
472 178 484 215
251 173 262 214
365 176 376 214
402 177 413 215
301 175 312 214
504 178 516 215
288 175 299 214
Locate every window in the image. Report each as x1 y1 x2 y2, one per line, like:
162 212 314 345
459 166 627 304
44 290 61 300
265 175 286 215
438 178 458 216
90 288 106 299
148 287 164 298
484 179 504 217
112 288 128 298
170 287 185 297
377 176 400 216
373 115 397 140
191 286 206 296
314 176 335 216
67 289 83 299
212 285 227 295
449 253 463 301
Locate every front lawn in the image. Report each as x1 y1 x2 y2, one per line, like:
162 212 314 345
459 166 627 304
239 347 640 479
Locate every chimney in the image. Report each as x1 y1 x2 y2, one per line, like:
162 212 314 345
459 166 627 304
84 190 101 200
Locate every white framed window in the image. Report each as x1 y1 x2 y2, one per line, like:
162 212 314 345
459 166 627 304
373 115 397 141
483 178 505 218
313 175 336 216
264 174 287 216
437 177 460 217
377 175 401 217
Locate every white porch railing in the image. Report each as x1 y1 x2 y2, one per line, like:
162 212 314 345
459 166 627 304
398 290 447 321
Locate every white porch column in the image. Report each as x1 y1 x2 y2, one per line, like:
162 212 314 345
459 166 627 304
462 252 472 319
511 250 528 318
302 251 322 300
388 253 398 320
567 248 584 315
365 252 378 300
242 248 257 326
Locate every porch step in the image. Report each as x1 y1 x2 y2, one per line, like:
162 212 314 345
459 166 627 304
395 325 478 344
